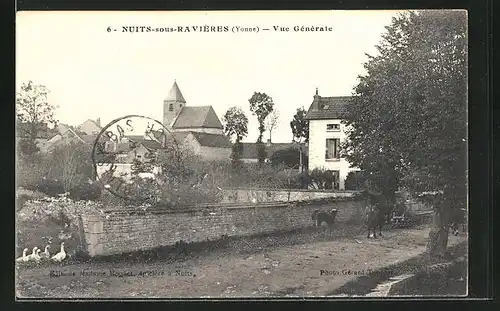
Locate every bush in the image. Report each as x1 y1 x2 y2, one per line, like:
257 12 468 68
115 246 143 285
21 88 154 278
153 145 223 208
308 168 338 190
345 171 365 190
16 153 49 191
17 141 99 201
256 142 267 163
69 182 102 201
36 178 65 197
296 171 312 189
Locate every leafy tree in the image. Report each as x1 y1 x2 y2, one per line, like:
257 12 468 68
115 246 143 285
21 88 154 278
290 107 309 143
222 107 249 167
265 109 279 143
16 81 58 156
249 92 274 162
223 107 249 142
342 10 467 257
248 92 274 143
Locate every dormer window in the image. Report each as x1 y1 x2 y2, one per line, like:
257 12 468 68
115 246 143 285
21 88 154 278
169 103 174 111
327 124 340 131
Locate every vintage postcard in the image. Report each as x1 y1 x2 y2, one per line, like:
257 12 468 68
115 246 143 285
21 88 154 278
15 10 468 299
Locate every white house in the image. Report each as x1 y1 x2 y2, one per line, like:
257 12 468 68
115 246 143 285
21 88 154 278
305 88 360 190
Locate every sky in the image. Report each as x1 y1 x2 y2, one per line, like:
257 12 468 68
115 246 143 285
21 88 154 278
16 10 404 143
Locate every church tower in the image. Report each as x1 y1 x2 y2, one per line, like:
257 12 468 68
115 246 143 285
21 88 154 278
163 81 186 128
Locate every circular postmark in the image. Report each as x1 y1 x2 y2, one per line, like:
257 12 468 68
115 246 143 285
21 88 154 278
91 115 178 202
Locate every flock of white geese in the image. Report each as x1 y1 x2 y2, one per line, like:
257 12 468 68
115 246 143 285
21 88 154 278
16 242 67 264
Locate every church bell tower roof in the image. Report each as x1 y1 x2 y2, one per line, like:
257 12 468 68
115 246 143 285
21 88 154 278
165 81 186 103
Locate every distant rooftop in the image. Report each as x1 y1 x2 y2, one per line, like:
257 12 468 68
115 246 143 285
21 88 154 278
305 90 352 120
172 106 223 129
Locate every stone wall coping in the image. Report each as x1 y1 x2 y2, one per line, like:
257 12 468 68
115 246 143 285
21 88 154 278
99 198 365 215
222 188 361 194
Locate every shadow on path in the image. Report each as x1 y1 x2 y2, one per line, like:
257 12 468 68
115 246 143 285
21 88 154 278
328 241 467 297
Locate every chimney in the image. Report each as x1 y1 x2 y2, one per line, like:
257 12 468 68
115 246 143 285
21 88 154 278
96 118 101 127
313 88 320 110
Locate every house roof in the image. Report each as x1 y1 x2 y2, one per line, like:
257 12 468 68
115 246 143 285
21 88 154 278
190 132 232 148
172 106 223 129
140 140 164 150
114 142 133 153
305 96 352 120
124 135 147 142
121 135 165 150
78 134 95 144
240 142 308 159
78 119 102 134
165 81 186 103
56 123 71 135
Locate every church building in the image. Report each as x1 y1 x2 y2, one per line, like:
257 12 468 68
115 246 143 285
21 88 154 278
163 81 232 161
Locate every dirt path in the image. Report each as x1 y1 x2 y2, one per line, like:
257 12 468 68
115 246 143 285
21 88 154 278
16 226 466 298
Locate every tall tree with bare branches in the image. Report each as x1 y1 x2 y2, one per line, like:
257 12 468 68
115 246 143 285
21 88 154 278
265 109 279 143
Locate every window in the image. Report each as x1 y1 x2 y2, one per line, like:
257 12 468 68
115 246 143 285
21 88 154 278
326 124 340 131
168 103 173 111
179 104 183 107
325 138 341 159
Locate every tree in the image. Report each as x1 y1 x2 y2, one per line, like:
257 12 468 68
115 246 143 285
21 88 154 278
342 10 467 257
156 145 222 207
222 107 249 167
50 141 94 192
248 92 274 163
265 109 279 143
16 81 58 156
290 107 309 143
248 92 274 143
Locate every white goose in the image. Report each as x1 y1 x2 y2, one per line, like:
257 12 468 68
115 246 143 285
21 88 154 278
40 245 51 260
26 247 38 261
33 249 42 262
51 242 66 262
16 248 29 263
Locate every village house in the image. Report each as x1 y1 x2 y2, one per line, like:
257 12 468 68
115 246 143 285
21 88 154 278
39 119 102 153
77 118 102 135
305 88 360 190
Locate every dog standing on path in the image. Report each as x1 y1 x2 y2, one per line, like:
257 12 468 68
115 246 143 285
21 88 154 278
312 209 338 230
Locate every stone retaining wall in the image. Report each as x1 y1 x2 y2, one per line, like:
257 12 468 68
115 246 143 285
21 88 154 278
80 199 366 257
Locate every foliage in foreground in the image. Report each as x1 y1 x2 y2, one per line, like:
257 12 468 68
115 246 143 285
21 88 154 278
342 10 467 256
